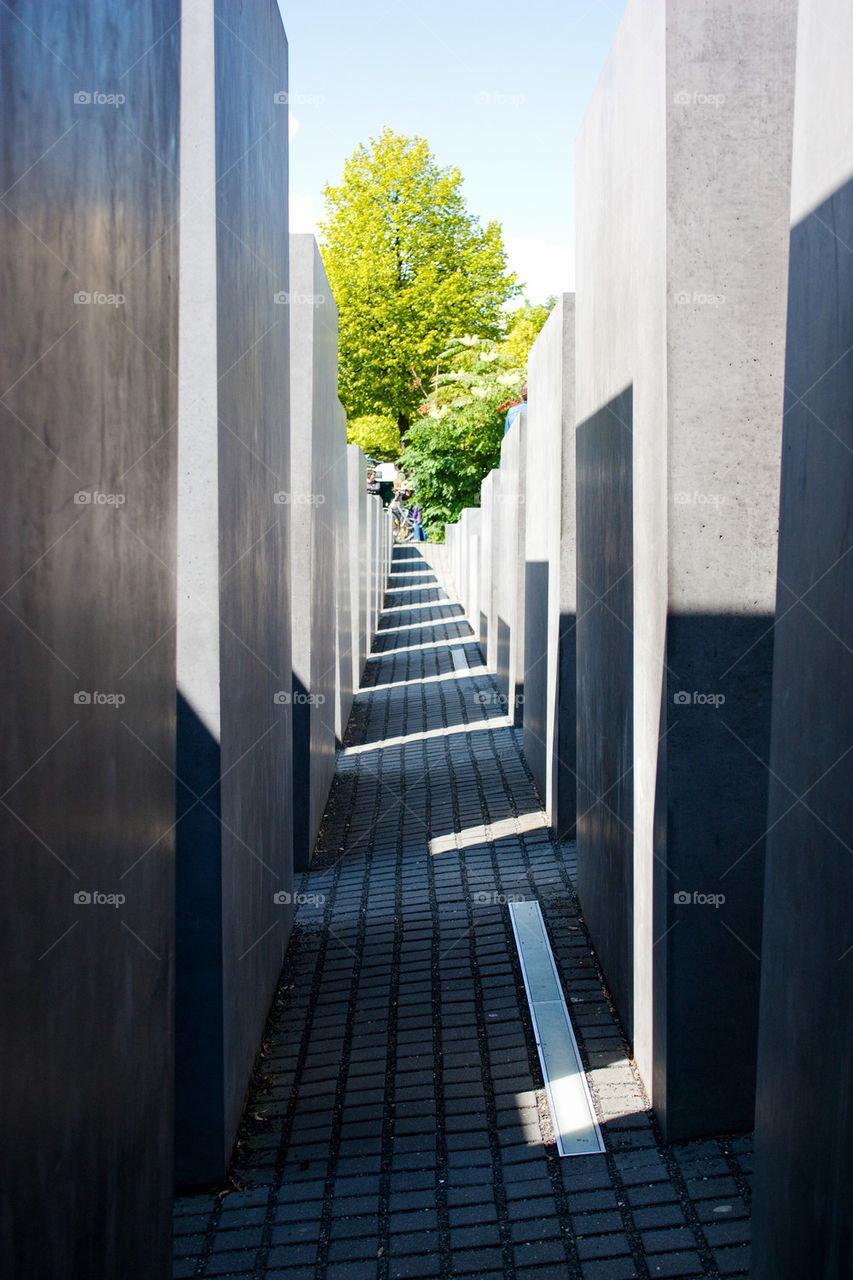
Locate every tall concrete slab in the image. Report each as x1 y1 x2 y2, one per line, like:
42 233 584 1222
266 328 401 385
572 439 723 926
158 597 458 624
174 0 292 1185
465 509 482 630
445 525 458 598
751 3 853 1274
0 3 179 1273
455 510 469 618
347 445 368 689
478 469 500 667
332 405 353 743
523 297 577 837
575 0 797 1138
367 495 381 641
495 414 527 723
289 235 340 871
576 388 635 1029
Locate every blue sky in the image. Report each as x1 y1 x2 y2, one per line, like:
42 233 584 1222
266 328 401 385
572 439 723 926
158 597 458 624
276 0 628 305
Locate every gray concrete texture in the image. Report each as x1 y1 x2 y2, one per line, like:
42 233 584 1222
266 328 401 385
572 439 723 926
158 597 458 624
347 445 368 693
464 508 481 628
332 401 353 744
0 2 180 1276
495 413 527 725
478 469 500 666
574 0 797 1140
289 239 388 870
523 296 577 840
174 0 293 1191
444 522 458 597
751 1 853 1275
451 510 468 618
289 236 343 871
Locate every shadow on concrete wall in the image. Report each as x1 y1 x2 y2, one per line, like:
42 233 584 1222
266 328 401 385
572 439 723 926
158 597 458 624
573 384 774 1138
576 387 635 1036
750 173 853 1279
175 690 294 1187
175 691 224 1186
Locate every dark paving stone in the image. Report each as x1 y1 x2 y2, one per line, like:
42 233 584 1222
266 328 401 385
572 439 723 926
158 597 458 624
172 552 755 1279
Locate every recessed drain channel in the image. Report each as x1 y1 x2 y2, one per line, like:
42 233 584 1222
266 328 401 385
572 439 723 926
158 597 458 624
508 900 605 1157
450 646 469 671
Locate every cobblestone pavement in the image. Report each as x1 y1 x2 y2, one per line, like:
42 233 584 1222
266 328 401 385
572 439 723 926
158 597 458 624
174 546 753 1280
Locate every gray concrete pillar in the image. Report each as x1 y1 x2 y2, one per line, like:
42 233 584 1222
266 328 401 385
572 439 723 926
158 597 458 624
466 510 482 630
347 445 368 689
523 297 576 838
478 470 499 665
174 0 293 1183
495 415 527 724
289 235 341 871
575 0 797 1138
751 2 853 1274
0 3 180 1270
332 404 353 744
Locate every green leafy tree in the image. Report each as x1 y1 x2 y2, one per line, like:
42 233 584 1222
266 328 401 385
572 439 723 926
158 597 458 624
500 297 557 369
346 414 400 462
401 300 555 539
320 130 519 434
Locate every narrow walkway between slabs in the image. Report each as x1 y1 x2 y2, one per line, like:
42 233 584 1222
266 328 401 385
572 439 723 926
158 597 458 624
174 545 753 1280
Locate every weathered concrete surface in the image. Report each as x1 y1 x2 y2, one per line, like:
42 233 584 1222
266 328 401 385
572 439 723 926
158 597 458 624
0 2 180 1274
495 414 527 723
454 510 470 620
478 470 500 668
523 297 576 838
751 3 853 1275
576 389 635 1030
347 445 368 691
367 495 381 643
332 404 353 744
289 235 339 871
174 0 292 1187
575 0 797 1138
465 509 481 633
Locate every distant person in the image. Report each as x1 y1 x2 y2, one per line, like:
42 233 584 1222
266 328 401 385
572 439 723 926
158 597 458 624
412 504 427 542
504 381 528 435
366 467 381 499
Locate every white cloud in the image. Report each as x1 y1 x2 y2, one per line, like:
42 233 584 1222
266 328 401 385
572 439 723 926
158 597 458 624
505 234 575 305
289 111 300 140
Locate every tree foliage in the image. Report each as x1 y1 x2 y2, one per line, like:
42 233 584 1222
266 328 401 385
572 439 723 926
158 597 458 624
346 414 400 462
401 300 555 539
320 130 518 431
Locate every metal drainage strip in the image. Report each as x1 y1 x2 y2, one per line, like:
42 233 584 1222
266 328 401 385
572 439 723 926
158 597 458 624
508 900 605 1157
